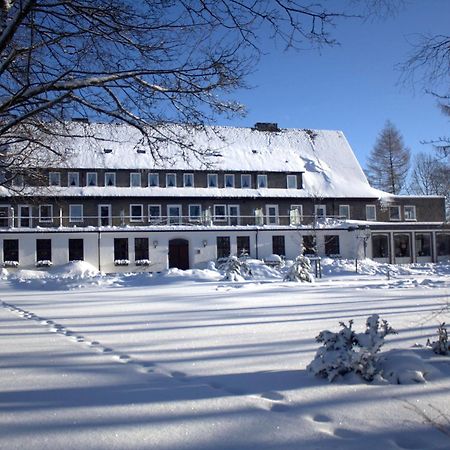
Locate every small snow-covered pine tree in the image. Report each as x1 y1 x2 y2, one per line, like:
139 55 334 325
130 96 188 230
284 255 313 282
427 323 449 355
220 255 251 281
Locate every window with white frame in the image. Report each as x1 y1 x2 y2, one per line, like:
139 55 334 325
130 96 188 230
183 173 194 187
290 205 303 225
214 204 227 221
266 205 279 225
339 205 350 219
86 172 97 186
314 204 326 218
130 204 143 222
148 205 161 223
366 204 376 221
257 174 268 188
167 205 181 224
39 205 53 222
404 205 416 221
68 172 79 187
207 173 218 188
286 175 297 189
166 173 176 187
130 172 141 187
69 204 83 222
224 174 235 188
49 172 60 186
188 204 202 221
389 205 401 221
105 172 116 187
241 174 251 188
148 173 159 187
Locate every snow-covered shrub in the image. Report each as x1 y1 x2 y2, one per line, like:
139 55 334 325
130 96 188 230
283 255 313 282
307 314 396 382
427 323 449 355
114 259 130 266
218 255 251 281
36 260 53 267
264 254 284 268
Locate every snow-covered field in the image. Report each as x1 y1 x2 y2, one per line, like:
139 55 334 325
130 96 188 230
1 259 450 450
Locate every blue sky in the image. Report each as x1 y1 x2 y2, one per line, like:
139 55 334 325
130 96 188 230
220 0 449 170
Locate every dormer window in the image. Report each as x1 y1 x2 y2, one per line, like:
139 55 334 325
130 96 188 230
183 173 194 187
286 175 297 189
225 174 235 188
49 172 60 187
68 172 79 187
257 174 267 188
105 172 116 187
86 172 97 186
166 173 176 187
103 148 113 154
241 174 251 188
207 174 218 188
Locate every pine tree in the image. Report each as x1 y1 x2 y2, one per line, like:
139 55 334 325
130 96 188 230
366 121 411 194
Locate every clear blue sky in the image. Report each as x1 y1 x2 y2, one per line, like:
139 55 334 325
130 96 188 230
220 0 449 170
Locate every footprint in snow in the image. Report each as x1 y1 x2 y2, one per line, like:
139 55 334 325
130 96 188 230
312 414 332 423
333 428 360 439
260 391 285 401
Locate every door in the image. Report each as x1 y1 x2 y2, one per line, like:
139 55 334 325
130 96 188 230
168 239 189 270
19 205 32 228
228 205 240 225
98 204 112 226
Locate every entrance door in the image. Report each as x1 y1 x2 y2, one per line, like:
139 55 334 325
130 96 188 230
168 238 189 270
98 204 112 226
228 205 240 225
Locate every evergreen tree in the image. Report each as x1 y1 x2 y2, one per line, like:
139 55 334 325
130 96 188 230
366 121 411 194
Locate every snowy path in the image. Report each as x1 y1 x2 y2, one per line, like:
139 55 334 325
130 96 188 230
1 270 450 449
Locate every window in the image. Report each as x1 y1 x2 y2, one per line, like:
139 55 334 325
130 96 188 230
241 174 251 188
225 174 235 188
272 235 285 256
105 172 116 187
325 235 340 256
69 239 84 261
49 172 60 186
303 235 316 255
69 204 83 223
237 236 250 257
0 206 10 227
135 238 149 261
167 204 181 224
130 173 141 187
366 205 376 221
166 173 176 187
114 238 129 260
149 205 162 223
86 172 97 186
437 234 450 257
3 239 19 262
266 205 279 225
207 173 218 188
36 239 52 262
404 205 416 221
216 236 231 259
389 206 401 221
415 233 431 257
314 204 326 218
68 172 79 187
19 205 32 227
39 205 53 222
372 235 389 259
12 174 24 187
286 175 297 189
339 205 350 220
130 204 143 222
189 204 202 222
214 204 227 221
257 174 267 188
148 173 159 187
290 205 303 225
183 173 194 187
394 233 410 257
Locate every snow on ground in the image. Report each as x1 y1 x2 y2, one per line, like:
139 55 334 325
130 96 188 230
1 259 450 449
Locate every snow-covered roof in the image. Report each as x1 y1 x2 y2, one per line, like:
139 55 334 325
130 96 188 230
21 122 390 199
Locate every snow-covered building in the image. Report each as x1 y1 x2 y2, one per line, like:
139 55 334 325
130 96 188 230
0 122 449 272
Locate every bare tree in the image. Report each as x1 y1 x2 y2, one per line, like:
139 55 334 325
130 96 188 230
0 0 395 187
366 120 410 195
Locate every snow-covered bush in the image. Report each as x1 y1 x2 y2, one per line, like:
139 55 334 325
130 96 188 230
218 255 251 281
427 323 449 355
283 255 313 282
36 260 53 267
307 314 396 382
